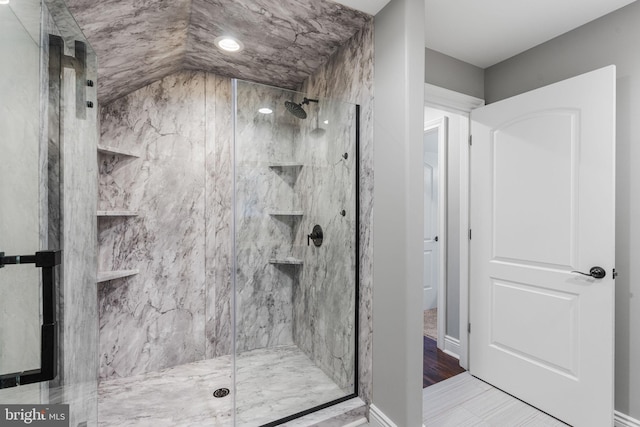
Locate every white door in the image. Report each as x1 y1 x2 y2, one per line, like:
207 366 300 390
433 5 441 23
423 127 439 310
469 65 616 427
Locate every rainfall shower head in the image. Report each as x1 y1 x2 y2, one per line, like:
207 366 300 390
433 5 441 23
285 101 307 119
284 97 318 120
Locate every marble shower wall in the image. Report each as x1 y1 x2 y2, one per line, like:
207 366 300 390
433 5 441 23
204 74 233 358
98 72 292 379
298 20 374 404
97 22 374 395
290 97 357 392
233 82 303 352
98 71 207 379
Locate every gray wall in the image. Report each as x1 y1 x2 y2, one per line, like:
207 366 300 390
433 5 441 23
484 1 640 419
373 0 424 424
425 47 484 99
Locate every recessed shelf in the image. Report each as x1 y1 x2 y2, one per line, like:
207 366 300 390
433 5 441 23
97 269 139 283
269 257 303 265
97 210 138 217
268 162 304 168
98 144 140 158
267 210 304 216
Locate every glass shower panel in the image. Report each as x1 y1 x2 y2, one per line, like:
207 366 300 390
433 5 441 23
0 1 99 425
233 80 358 426
0 0 42 383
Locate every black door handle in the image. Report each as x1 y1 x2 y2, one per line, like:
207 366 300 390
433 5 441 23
571 266 606 279
0 250 61 388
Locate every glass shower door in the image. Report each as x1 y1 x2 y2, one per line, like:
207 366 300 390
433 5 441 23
0 0 48 398
0 1 99 425
233 80 359 426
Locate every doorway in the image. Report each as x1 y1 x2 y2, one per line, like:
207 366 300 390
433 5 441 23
422 118 446 346
422 101 474 388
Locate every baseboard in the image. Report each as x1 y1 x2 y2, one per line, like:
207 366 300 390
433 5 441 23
615 411 640 427
443 335 461 360
369 404 397 427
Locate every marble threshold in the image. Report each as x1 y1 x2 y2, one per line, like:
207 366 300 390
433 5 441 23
98 345 362 427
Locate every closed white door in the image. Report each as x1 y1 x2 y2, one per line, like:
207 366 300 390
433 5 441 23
470 65 616 427
423 128 439 310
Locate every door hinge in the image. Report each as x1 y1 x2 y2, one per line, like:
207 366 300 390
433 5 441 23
613 268 618 279
469 135 473 146
468 323 471 334
469 229 472 240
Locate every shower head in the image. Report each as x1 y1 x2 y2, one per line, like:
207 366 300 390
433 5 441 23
284 97 318 120
285 100 307 119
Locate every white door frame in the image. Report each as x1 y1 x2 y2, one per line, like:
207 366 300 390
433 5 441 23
424 83 484 369
424 117 448 350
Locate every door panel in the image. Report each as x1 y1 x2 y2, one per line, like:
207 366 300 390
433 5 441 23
470 65 616 427
492 110 578 267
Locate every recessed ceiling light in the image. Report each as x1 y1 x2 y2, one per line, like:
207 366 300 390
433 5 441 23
0 0 10 5
258 108 273 114
323 120 329 125
214 36 244 53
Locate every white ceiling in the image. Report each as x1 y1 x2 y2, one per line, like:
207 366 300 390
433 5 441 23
425 0 636 68
335 0 637 69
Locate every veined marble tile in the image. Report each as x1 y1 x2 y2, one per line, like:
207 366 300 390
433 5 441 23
205 74 234 358
98 345 351 427
64 0 190 104
96 21 374 412
98 71 207 379
233 82 306 353
64 0 370 104
298 21 374 404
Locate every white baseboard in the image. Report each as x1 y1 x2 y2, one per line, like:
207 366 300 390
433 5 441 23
615 411 640 427
443 335 461 360
369 404 397 427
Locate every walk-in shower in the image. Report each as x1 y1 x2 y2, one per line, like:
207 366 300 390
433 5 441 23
96 78 360 426
1 0 360 425
232 81 359 425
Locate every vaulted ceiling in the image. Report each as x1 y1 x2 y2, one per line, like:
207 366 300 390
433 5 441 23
65 0 372 104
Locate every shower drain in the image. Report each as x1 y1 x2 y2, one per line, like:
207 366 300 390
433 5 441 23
213 388 230 398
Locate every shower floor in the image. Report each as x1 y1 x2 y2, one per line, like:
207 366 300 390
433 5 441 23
98 345 347 426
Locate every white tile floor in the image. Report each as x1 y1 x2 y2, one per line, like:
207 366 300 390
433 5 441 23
422 373 568 426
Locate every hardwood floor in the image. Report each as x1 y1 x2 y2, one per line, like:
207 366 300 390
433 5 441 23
423 336 466 388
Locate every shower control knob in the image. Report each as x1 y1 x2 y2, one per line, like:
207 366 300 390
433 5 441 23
307 225 323 247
